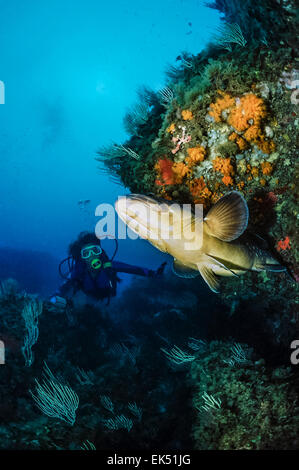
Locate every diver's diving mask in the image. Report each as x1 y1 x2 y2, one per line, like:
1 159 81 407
80 245 102 259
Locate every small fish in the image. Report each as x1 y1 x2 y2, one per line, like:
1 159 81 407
115 191 286 293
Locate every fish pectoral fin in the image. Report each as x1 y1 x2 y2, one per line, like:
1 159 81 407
204 191 249 242
197 263 220 293
172 259 200 279
205 254 239 277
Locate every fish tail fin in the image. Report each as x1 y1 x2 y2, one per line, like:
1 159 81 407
262 263 287 273
253 250 287 273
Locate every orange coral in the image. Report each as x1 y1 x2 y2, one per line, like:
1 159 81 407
209 91 275 157
243 125 275 154
228 132 238 141
243 125 261 141
260 178 266 186
187 175 205 192
182 109 194 121
187 177 212 206
276 236 291 251
236 137 247 150
186 173 221 207
251 167 259 178
155 158 193 186
261 161 273 175
209 91 235 123
257 137 275 154
166 123 176 134
229 132 247 150
222 175 233 186
172 162 191 184
185 146 206 166
213 156 234 177
228 93 266 132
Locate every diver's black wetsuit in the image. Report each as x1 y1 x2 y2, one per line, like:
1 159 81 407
55 258 158 301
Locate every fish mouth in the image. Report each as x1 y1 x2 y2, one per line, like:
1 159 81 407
115 194 170 240
115 194 202 251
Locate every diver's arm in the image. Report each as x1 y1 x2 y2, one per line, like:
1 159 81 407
112 260 153 276
50 279 79 307
112 260 166 277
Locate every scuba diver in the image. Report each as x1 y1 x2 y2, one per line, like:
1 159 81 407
50 231 166 309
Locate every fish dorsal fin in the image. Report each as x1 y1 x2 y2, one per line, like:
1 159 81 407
204 191 249 241
197 263 220 293
172 259 200 279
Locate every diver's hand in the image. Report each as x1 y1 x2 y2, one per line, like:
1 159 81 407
157 262 167 276
50 295 67 307
49 295 70 312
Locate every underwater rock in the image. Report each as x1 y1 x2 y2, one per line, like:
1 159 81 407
189 340 299 450
101 10 298 322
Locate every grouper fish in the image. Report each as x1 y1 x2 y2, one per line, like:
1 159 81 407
115 191 286 293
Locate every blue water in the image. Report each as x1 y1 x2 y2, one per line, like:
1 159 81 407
0 0 220 291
